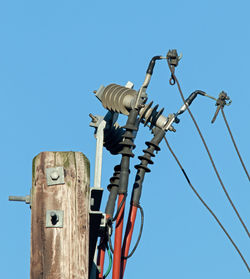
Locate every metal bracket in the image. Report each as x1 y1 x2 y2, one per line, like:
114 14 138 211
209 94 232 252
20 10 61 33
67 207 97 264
89 110 120 279
89 115 106 189
46 166 65 186
46 210 64 228
89 187 106 279
89 187 106 237
90 187 103 211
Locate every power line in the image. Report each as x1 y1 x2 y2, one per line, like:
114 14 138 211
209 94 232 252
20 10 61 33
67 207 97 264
220 107 250 181
166 61 250 238
163 136 250 272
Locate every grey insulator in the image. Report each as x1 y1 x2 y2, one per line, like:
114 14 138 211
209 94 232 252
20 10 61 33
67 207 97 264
101 84 138 115
139 102 167 129
97 83 170 130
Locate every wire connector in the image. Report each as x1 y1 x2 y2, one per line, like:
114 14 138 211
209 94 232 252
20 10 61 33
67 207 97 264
166 49 181 67
211 91 232 123
166 49 182 85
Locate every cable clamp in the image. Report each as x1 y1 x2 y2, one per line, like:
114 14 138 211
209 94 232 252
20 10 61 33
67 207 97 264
211 91 232 123
216 91 231 107
166 49 182 85
166 49 181 67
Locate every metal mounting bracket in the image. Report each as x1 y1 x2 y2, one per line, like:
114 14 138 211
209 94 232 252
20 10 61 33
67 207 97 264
46 210 64 228
89 116 106 189
89 109 122 279
89 187 106 279
46 166 65 186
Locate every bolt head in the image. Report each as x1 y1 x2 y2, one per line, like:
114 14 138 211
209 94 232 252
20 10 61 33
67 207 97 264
50 171 60 180
50 211 57 217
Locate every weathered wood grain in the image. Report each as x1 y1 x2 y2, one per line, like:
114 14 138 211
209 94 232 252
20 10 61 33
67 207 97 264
30 152 90 279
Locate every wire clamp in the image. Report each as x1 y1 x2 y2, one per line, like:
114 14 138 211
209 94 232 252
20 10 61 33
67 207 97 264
166 49 182 85
166 49 181 67
211 91 232 123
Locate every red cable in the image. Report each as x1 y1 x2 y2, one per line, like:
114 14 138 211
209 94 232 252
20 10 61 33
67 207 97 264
120 205 138 279
97 213 112 279
97 240 106 279
112 194 126 279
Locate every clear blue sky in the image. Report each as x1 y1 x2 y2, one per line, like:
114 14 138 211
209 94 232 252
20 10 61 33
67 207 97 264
1 1 249 278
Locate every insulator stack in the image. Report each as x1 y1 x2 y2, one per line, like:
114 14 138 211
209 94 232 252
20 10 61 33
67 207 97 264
99 84 138 115
96 84 170 130
135 127 165 173
118 110 138 158
131 127 165 206
104 123 125 155
107 165 121 192
139 101 166 130
105 165 121 218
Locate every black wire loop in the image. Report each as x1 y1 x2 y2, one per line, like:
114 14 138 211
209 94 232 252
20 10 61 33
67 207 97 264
169 75 176 85
107 204 144 259
167 60 177 86
112 194 127 222
122 205 144 260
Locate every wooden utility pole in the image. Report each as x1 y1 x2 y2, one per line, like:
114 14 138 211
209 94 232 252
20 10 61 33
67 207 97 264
30 151 90 279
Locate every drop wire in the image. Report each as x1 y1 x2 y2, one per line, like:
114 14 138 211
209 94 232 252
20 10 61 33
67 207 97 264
220 107 250 181
164 136 250 272
167 62 250 238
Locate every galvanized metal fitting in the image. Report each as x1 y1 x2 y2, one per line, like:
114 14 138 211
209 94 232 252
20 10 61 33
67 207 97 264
9 195 30 204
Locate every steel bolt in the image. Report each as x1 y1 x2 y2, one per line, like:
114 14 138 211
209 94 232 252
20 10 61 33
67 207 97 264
169 126 176 132
50 211 57 217
50 171 60 180
9 195 30 204
89 113 97 123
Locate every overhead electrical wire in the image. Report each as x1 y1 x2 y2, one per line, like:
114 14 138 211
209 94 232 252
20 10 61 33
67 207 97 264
163 136 250 272
166 60 250 238
220 107 250 181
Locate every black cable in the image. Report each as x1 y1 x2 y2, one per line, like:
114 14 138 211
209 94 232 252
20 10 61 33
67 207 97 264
112 194 127 222
122 205 144 259
107 219 114 254
220 107 250 181
167 60 250 238
163 136 250 272
108 202 144 259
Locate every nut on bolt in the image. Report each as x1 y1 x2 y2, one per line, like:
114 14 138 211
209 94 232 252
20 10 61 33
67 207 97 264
50 171 60 180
